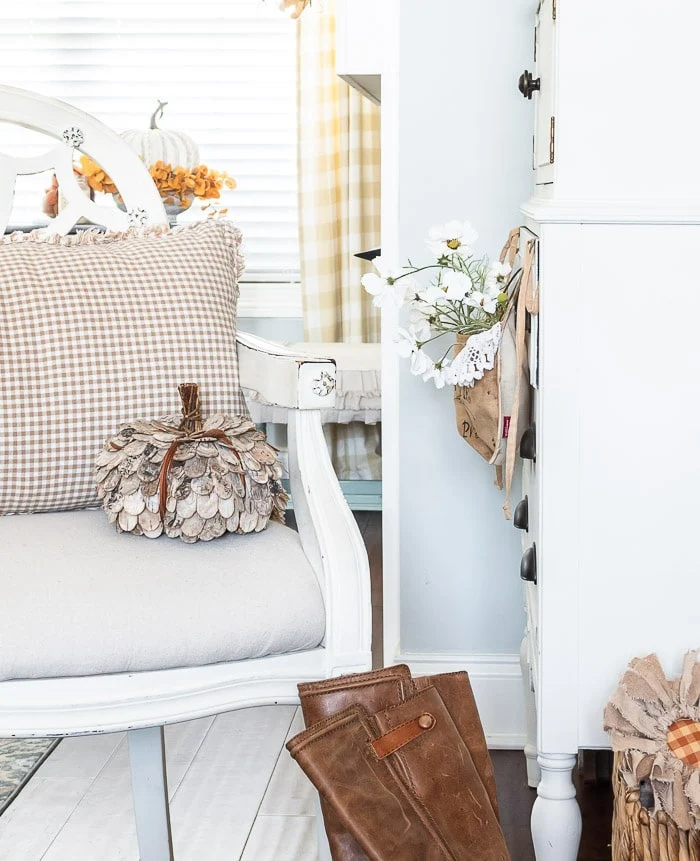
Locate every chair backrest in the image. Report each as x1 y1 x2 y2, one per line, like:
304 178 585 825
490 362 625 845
0 85 166 235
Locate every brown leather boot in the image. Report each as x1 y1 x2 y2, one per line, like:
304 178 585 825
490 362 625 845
298 665 499 860
413 672 499 817
298 666 414 861
287 685 510 861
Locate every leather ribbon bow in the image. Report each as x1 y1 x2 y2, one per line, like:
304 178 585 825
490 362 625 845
156 383 245 519
157 425 243 519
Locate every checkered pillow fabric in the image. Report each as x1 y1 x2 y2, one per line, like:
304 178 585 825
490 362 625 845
0 219 247 515
667 719 700 768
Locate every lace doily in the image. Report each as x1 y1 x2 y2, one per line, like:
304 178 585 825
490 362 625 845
452 322 502 387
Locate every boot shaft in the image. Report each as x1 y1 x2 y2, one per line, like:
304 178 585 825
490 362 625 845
299 665 499 817
289 684 510 861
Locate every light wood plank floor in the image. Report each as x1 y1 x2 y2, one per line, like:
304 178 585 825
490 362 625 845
0 707 317 861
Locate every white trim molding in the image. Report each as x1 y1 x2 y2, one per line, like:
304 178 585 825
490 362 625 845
238 282 303 319
522 195 700 225
399 652 526 749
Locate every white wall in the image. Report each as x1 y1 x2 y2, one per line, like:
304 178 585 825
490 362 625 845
385 0 535 661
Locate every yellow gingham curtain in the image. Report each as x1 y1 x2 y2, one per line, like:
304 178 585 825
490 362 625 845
296 1 382 481
297 2 381 344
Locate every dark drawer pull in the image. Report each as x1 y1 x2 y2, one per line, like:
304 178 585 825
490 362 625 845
514 496 529 531
520 423 536 461
520 544 537 584
518 69 541 99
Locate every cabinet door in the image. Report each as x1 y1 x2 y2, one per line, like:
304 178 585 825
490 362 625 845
534 0 556 184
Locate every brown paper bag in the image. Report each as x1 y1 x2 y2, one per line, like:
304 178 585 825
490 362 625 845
453 230 537 517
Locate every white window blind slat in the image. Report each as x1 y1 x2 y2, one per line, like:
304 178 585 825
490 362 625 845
0 0 299 281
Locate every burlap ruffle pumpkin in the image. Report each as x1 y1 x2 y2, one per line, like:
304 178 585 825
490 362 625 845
604 652 700 831
95 383 287 543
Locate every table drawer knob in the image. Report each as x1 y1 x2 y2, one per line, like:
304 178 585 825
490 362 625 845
514 496 529 531
521 544 537 583
520 423 536 461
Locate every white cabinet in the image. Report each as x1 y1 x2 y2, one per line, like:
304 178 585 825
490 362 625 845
518 2 700 859
335 0 386 105
533 0 556 184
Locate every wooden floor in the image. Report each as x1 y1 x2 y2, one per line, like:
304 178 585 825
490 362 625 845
354 511 383 669
0 707 316 861
0 723 614 860
0 512 615 859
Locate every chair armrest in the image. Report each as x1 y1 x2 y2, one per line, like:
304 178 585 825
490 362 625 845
236 331 337 410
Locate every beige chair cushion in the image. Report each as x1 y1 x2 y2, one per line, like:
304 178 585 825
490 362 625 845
0 511 325 681
0 220 247 516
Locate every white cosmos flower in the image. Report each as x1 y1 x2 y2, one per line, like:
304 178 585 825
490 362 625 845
442 269 473 300
410 349 433 376
408 312 433 342
418 283 447 306
407 305 433 341
427 220 478 259
489 260 512 281
395 327 417 358
361 273 399 309
361 257 415 309
483 279 502 301
423 364 449 389
485 260 512 294
465 290 498 315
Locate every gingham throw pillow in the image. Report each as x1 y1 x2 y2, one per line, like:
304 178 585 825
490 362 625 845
0 219 247 515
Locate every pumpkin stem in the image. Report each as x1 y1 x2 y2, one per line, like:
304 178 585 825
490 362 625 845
178 383 203 434
150 100 168 130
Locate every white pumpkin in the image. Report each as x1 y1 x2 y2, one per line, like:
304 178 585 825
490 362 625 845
120 101 200 169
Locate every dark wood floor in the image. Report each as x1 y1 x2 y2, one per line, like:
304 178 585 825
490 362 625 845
353 511 383 669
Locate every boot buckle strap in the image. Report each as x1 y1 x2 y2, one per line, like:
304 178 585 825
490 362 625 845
371 713 436 759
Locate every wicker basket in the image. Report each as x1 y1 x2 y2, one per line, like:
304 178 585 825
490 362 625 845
613 753 700 860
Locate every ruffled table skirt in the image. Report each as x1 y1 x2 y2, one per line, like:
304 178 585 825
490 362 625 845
244 342 381 480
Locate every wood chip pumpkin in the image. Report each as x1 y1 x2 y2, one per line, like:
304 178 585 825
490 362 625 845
95 384 287 543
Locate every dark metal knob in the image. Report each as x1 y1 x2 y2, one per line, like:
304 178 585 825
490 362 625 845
518 69 541 99
521 544 537 584
514 496 529 531
520 423 536 461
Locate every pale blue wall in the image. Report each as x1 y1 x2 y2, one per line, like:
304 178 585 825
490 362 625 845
238 317 304 343
397 0 535 655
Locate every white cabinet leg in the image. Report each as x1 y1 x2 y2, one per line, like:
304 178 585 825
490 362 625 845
520 635 540 788
531 753 581 861
128 726 174 861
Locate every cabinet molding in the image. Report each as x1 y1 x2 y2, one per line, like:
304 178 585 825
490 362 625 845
400 652 525 749
522 196 700 225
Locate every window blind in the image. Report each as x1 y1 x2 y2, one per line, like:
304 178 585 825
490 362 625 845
0 0 299 280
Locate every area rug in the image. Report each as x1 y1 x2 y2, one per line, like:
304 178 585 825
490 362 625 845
0 739 59 814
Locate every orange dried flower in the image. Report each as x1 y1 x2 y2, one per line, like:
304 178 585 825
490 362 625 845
78 156 236 209
79 155 119 195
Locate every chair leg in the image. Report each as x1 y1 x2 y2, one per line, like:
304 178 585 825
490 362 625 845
128 726 174 861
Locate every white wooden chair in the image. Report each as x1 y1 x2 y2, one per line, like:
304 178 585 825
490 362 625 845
0 85 371 860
